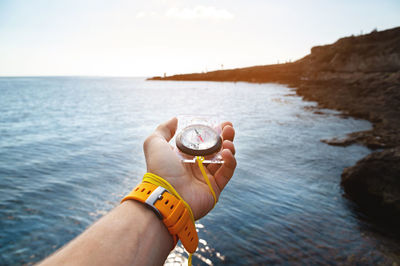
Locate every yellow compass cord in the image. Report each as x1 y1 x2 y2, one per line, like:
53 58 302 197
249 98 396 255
196 156 217 207
142 156 218 266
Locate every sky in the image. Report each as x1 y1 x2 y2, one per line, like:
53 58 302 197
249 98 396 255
0 0 399 77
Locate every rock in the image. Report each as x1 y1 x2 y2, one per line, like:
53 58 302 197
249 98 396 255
321 137 358 147
341 147 400 216
322 131 389 149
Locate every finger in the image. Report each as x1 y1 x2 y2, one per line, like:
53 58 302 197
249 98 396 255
207 163 220 176
222 125 235 142
222 140 235 155
154 117 178 142
214 149 236 192
207 140 235 175
221 121 233 129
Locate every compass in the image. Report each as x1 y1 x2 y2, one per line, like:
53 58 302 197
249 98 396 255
176 124 222 156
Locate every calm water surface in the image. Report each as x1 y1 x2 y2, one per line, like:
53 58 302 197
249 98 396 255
0 77 399 265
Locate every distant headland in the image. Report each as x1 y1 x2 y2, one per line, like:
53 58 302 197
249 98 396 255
148 26 400 220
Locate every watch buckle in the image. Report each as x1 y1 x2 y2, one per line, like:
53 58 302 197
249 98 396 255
145 186 167 219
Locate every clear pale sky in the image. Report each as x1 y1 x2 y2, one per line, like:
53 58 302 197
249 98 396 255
1 0 399 77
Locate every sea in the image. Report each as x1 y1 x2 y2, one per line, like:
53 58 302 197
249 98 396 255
0 77 399 265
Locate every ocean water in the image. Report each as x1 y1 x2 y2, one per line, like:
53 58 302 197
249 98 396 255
0 77 398 265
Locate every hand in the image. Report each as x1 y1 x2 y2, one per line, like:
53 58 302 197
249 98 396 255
143 117 236 219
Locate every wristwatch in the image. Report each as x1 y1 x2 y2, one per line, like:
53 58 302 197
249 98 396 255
121 182 198 253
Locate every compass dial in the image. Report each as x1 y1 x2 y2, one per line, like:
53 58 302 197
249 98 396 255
176 124 222 156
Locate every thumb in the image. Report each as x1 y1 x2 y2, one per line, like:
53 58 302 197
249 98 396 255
154 117 178 142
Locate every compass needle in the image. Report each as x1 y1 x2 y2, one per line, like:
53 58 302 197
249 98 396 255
194 128 204 142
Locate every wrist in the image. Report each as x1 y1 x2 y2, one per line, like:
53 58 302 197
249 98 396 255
121 181 199 253
121 200 174 256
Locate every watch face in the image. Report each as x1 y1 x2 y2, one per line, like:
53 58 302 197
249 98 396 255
176 124 222 156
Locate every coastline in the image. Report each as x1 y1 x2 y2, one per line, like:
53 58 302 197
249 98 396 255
148 27 400 218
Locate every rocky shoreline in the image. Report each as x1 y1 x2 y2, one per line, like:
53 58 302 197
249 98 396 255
149 27 400 219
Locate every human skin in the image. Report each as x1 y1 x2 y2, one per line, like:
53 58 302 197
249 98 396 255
39 117 236 266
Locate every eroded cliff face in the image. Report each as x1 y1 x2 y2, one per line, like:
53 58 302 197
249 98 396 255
292 28 400 217
303 29 400 74
149 26 400 216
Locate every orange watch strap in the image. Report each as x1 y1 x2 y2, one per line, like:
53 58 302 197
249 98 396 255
121 182 198 253
163 200 186 227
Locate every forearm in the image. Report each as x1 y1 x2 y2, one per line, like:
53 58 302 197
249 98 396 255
39 200 174 266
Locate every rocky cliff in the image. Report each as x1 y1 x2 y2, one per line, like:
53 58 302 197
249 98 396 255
149 27 400 218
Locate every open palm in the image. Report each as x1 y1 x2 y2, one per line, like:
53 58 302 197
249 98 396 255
143 117 236 219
